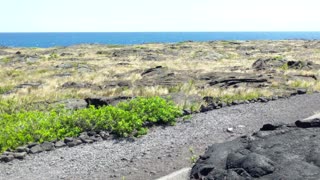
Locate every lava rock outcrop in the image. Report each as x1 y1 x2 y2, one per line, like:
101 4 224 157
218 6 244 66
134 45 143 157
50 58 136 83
191 116 320 179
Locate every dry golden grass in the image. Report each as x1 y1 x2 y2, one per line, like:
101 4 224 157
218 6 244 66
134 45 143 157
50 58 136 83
1 40 320 107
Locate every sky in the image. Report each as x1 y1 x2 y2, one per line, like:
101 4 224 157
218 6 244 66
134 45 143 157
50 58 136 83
1 0 320 32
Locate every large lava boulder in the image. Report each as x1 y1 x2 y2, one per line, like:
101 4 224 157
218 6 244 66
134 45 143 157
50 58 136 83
191 117 320 179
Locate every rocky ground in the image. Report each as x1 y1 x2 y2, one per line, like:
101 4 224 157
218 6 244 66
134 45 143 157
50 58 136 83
1 40 320 112
0 93 319 180
191 114 320 180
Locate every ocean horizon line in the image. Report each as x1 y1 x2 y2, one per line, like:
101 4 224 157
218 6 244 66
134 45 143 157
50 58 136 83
1 31 320 33
2 32 320 48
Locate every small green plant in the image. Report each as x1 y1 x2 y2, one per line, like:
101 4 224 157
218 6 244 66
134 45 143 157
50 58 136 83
280 63 289 71
189 147 197 164
273 55 285 61
183 115 192 121
48 52 59 60
190 103 201 112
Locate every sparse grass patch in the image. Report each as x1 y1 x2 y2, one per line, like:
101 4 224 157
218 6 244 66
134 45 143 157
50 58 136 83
122 86 169 97
199 87 273 103
107 45 125 48
48 52 59 60
287 80 313 89
37 69 49 74
273 55 285 61
219 91 262 103
6 69 23 77
134 46 147 49
279 63 289 71
0 86 13 94
182 102 201 113
287 80 320 91
1 57 13 63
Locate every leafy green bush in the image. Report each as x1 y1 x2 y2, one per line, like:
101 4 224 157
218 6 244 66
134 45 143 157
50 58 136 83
117 97 182 125
0 97 182 152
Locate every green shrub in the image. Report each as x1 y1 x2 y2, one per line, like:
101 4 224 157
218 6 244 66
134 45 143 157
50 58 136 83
117 97 182 125
0 97 182 152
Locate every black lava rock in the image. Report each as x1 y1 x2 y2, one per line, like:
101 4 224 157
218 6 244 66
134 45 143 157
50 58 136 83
191 120 320 179
232 100 240 105
260 123 285 131
258 97 268 103
79 132 93 143
99 131 110 140
16 146 28 153
54 141 66 148
297 89 307 95
183 109 192 115
64 137 74 143
67 139 82 147
0 155 14 162
41 142 54 151
27 142 38 148
13 152 27 159
29 145 44 154
296 117 320 128
87 131 97 136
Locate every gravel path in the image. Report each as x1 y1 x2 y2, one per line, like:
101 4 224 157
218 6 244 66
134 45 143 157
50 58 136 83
1 93 320 180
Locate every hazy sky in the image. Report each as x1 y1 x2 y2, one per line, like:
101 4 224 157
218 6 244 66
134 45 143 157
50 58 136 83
1 0 319 32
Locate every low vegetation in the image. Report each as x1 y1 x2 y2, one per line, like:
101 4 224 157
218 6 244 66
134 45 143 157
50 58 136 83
1 40 320 152
0 86 12 95
0 97 182 153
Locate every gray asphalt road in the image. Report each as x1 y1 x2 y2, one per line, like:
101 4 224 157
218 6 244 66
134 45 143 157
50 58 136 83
1 93 320 180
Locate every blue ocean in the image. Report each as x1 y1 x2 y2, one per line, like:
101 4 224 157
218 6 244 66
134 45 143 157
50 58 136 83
1 32 320 48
